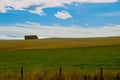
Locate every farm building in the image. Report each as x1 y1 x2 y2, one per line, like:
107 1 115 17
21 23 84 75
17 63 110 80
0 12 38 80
24 35 38 40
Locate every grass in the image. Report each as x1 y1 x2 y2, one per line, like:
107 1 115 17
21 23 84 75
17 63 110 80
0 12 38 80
0 37 120 51
0 70 120 80
0 45 120 73
0 37 120 80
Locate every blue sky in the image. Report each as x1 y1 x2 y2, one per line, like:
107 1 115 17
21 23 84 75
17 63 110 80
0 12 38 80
0 0 120 39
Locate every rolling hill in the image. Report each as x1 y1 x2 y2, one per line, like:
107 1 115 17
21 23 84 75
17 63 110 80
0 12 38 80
0 36 120 72
0 36 120 51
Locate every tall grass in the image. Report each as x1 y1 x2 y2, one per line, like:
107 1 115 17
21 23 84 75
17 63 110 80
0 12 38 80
0 69 120 80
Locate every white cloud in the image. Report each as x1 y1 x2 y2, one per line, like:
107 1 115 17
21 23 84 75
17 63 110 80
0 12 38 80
0 0 118 15
29 7 45 16
0 5 7 13
0 35 22 40
0 22 120 40
55 10 72 19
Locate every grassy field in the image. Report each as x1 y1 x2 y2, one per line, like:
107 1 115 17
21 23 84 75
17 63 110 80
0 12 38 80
0 37 120 72
0 45 120 73
0 36 120 51
0 37 120 80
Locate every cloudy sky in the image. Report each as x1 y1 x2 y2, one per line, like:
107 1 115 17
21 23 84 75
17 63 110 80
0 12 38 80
0 0 120 39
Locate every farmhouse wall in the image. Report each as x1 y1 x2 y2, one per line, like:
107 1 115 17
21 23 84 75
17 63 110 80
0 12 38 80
24 35 38 40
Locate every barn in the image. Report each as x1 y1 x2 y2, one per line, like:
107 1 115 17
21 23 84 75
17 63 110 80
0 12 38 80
24 35 38 40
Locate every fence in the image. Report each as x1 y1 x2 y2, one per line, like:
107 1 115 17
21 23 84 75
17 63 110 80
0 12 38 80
19 67 120 80
0 67 120 80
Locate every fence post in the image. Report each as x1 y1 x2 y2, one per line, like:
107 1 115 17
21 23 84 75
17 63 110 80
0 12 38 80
116 74 120 80
59 66 62 80
21 67 23 80
84 75 87 80
94 75 98 80
100 67 104 80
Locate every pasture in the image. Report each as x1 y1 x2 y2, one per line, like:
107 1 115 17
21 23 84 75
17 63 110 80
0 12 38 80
0 37 120 51
0 45 120 72
0 37 120 80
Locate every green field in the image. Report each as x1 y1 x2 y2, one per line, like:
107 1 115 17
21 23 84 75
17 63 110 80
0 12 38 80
0 45 120 72
0 37 120 73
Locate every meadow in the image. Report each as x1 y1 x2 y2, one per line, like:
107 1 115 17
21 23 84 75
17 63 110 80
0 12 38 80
0 44 120 72
0 37 120 80
0 37 120 51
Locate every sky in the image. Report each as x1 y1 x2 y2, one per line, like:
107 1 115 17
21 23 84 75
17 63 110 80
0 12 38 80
0 0 120 39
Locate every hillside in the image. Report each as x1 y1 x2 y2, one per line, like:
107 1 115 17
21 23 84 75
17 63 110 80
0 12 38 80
0 37 120 72
0 36 120 51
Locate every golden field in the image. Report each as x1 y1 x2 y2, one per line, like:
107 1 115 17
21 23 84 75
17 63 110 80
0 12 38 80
0 36 120 51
